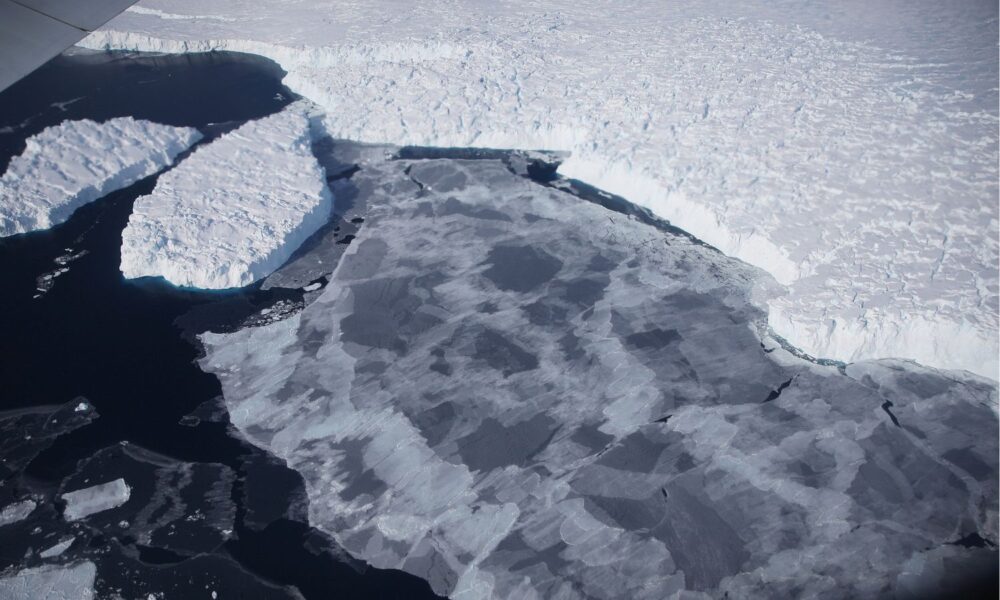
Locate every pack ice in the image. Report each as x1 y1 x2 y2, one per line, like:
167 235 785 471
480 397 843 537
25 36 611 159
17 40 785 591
85 0 998 378
0 117 201 237
120 102 333 289
200 155 998 599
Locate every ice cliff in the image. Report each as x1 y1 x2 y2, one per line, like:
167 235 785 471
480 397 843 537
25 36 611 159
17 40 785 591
82 0 999 378
0 117 201 237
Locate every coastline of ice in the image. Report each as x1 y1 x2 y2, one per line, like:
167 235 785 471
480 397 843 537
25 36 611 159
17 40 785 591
0 117 202 237
61 478 131 521
120 101 333 289
81 0 999 379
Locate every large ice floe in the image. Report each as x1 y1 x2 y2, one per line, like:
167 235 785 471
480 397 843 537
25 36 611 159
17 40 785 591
120 101 333 288
60 478 131 521
0 562 97 600
84 0 998 378
0 117 201 237
200 153 998 599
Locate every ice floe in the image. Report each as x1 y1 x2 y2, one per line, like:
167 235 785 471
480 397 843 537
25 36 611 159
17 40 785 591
0 562 96 600
0 117 201 237
85 0 998 377
199 155 998 599
120 101 333 289
61 478 131 521
0 499 36 527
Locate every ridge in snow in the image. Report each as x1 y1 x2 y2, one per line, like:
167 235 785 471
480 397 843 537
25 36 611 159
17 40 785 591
120 101 334 289
0 117 202 237
85 0 998 378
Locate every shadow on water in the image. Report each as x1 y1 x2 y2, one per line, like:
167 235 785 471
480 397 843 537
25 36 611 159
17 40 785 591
0 50 442 599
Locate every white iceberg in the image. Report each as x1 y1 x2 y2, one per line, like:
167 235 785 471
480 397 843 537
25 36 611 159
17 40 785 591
0 562 96 600
85 0 999 377
0 117 201 237
61 478 131 521
120 102 333 289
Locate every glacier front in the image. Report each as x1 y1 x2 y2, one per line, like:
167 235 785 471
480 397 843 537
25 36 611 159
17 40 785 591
83 0 999 378
120 101 333 289
0 117 201 237
200 154 998 599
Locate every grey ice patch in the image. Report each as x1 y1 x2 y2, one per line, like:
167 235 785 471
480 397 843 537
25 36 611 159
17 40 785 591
340 277 441 353
441 197 512 222
472 328 539 376
482 245 563 292
456 415 556 472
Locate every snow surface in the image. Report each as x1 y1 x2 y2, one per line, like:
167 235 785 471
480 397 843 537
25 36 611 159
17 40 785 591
61 478 131 521
0 562 96 600
200 154 998 599
120 101 333 289
83 0 998 378
0 117 201 237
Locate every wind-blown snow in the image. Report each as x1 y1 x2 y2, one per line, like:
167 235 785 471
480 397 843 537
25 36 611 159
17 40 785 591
120 101 333 289
83 0 998 378
0 117 201 237
60 478 131 521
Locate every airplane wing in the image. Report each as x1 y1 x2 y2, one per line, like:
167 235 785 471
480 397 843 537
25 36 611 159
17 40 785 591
0 0 138 93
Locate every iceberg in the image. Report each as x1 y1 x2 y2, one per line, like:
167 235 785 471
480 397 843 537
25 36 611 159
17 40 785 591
120 101 333 289
83 0 999 378
0 562 96 600
0 117 201 237
61 478 131 521
199 156 998 599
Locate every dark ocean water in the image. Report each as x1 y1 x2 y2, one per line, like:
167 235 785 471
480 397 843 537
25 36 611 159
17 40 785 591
0 50 441 599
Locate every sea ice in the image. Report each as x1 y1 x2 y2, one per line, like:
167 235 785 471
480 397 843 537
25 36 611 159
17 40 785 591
84 0 998 377
119 101 333 289
0 562 96 600
61 478 131 521
0 117 201 237
199 155 998 599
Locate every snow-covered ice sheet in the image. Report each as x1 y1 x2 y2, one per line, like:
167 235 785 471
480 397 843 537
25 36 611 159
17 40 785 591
84 0 998 378
120 101 333 289
0 117 201 237
200 156 998 599
60 478 131 521
0 562 96 600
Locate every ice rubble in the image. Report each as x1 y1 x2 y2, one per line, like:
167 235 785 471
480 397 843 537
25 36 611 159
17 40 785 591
84 0 998 378
61 478 131 521
0 562 96 600
0 117 201 237
200 157 998 599
120 102 333 289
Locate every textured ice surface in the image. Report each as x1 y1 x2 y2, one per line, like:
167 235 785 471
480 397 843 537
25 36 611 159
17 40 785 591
120 101 333 288
0 562 96 600
61 478 131 521
200 157 999 599
86 0 998 378
0 117 201 237
0 499 35 527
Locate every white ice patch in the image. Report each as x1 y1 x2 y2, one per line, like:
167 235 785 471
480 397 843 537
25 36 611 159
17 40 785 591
61 478 131 521
0 499 36 527
0 562 96 600
120 101 333 289
0 117 201 237
39 537 75 559
84 0 999 377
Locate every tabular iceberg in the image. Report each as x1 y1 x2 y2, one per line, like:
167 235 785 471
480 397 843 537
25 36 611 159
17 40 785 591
82 0 999 378
120 102 333 289
60 478 131 521
0 117 201 237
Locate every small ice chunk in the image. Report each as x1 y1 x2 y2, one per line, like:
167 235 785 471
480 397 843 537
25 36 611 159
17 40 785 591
74 402 88 412
39 537 75 558
0 118 202 237
0 499 36 527
61 478 131 521
0 561 96 600
302 282 322 292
